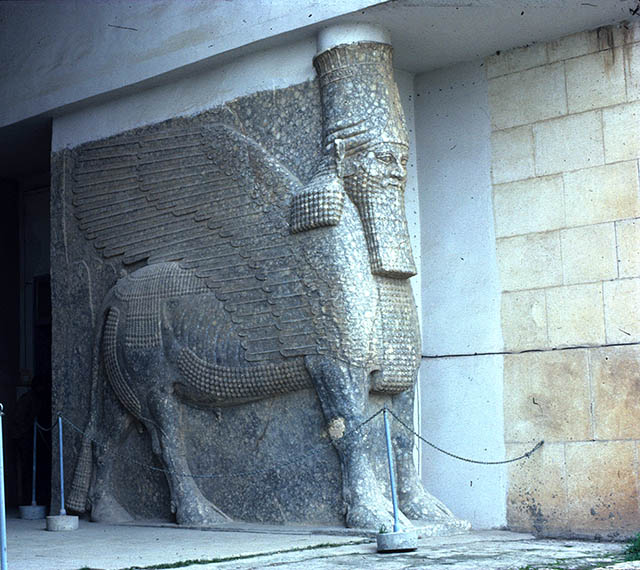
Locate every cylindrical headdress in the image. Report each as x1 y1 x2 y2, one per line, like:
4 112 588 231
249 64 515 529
313 42 409 156
312 41 416 279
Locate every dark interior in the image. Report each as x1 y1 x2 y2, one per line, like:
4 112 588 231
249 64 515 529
0 117 52 510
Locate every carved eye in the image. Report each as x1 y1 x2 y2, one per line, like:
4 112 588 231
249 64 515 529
401 156 408 167
375 152 393 164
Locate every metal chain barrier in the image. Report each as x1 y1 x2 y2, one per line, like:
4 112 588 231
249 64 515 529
37 428 51 451
35 419 56 431
385 407 544 465
34 419 54 453
41 405 542 483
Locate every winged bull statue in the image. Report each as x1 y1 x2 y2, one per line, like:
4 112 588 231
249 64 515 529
65 40 463 531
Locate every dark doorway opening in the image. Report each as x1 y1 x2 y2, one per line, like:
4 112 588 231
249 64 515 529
0 117 52 510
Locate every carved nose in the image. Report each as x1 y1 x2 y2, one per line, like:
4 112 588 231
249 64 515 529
391 161 406 180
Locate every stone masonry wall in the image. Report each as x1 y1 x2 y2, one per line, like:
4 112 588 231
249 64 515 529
487 25 640 538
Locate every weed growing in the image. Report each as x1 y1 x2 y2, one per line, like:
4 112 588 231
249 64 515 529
624 532 640 561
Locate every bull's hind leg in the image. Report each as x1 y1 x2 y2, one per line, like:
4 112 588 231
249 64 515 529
90 390 135 523
391 388 456 522
147 389 230 526
305 355 411 530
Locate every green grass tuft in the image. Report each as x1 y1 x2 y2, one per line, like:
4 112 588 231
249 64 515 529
100 540 368 570
624 532 640 561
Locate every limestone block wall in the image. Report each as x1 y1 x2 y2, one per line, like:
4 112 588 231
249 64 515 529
488 25 640 538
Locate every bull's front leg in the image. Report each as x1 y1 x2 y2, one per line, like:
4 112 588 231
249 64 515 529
305 355 411 530
391 388 457 523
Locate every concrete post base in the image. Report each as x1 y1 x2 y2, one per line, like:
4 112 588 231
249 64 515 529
46 514 79 531
376 529 418 553
19 505 47 519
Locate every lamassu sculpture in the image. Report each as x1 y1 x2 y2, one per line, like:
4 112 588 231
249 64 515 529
66 41 463 530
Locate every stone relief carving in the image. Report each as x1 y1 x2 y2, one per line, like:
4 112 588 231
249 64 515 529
64 41 464 531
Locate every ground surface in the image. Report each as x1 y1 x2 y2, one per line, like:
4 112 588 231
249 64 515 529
5 514 640 570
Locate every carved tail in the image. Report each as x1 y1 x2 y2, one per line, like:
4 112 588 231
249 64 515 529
66 310 106 513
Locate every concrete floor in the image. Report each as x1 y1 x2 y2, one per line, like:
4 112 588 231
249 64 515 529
5 513 640 570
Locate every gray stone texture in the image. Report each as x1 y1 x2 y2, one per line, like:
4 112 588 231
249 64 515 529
45 514 79 531
18 505 46 520
51 42 465 531
5 518 633 570
376 529 418 552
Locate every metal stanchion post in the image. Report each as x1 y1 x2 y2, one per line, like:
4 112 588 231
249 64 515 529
383 407 400 533
58 416 66 516
0 403 8 570
376 406 417 553
46 416 78 531
19 420 46 519
31 422 37 506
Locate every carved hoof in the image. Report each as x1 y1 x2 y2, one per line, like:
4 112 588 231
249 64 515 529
346 501 412 531
398 486 455 522
176 500 231 527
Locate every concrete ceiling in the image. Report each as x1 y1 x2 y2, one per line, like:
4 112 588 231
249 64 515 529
1 0 638 180
340 0 639 73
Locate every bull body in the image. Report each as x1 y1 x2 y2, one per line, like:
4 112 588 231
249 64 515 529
66 40 463 531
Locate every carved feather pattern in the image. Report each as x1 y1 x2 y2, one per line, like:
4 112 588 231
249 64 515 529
71 123 319 362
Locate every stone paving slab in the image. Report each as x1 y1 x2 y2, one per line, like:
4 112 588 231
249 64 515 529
6 516 368 570
5 514 635 570
204 531 631 570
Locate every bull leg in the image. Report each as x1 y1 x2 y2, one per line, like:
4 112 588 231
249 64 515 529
147 388 231 526
305 355 411 530
391 388 455 522
90 391 135 523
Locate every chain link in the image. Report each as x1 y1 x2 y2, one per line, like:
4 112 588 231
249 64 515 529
37 427 51 452
35 419 56 432
385 407 543 465
56 405 541 480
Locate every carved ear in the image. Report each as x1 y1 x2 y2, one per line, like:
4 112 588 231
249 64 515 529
290 170 345 234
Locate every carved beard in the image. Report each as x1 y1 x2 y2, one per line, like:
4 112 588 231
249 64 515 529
342 161 416 279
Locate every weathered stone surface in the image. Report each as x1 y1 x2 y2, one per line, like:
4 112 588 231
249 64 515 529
501 289 548 351
591 345 640 440
486 43 548 79
496 231 562 291
493 175 564 238
623 42 640 102
490 24 640 542
560 223 617 284
503 351 591 443
490 126 535 184
488 62 566 130
376 529 417 552
18 505 46 520
603 102 640 163
52 41 462 532
46 514 79 531
533 111 604 176
546 283 605 347
564 161 640 227
616 218 640 278
603 278 640 343
5 517 634 570
547 28 623 63
565 48 626 114
506 442 568 536
565 441 640 538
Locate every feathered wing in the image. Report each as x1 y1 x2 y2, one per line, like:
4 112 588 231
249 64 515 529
71 121 320 362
